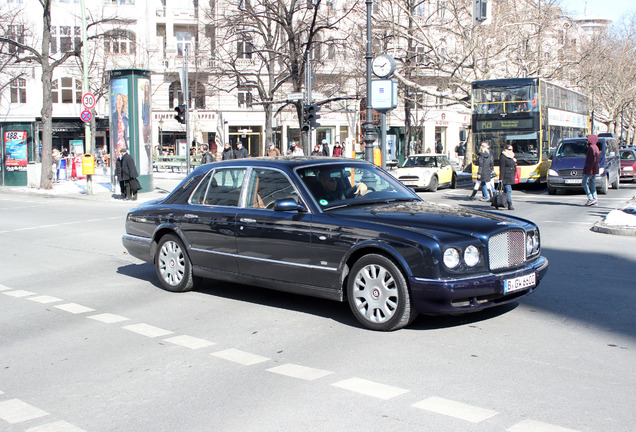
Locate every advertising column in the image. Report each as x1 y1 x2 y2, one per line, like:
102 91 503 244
1 125 32 186
109 69 153 193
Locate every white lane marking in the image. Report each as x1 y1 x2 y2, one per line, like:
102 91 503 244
28 295 63 304
0 284 11 291
0 399 49 424
163 335 215 350
211 348 269 366
54 303 95 314
331 377 409 400
507 419 582 432
412 396 499 423
0 217 121 235
26 420 87 432
267 363 333 381
87 313 129 324
3 290 35 298
122 323 174 338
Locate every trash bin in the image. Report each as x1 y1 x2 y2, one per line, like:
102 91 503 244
82 154 95 175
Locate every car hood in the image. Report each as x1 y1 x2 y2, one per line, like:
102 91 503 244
394 167 435 175
330 201 530 239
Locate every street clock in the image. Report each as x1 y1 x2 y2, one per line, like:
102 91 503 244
372 54 396 78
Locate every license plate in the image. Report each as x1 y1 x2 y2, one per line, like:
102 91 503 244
503 273 536 294
564 179 582 184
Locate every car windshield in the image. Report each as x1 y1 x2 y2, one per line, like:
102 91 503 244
297 163 418 210
555 141 587 158
402 156 437 168
620 150 635 161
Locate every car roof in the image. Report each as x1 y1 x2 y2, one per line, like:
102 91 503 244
197 156 373 170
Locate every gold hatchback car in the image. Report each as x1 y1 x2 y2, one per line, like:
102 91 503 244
393 154 457 191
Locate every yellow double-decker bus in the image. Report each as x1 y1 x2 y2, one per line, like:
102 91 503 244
471 78 590 184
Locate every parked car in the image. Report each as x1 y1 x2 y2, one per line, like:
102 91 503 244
620 148 636 183
547 136 620 195
392 154 457 191
122 158 548 331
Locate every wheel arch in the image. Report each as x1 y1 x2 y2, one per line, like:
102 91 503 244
150 224 190 264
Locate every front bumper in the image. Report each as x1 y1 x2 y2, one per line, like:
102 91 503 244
409 256 548 314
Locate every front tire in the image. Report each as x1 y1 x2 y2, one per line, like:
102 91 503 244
611 172 620 189
428 175 439 192
598 175 609 195
155 234 196 292
347 254 417 331
450 173 457 189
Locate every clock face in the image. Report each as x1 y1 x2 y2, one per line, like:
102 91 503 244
372 54 395 78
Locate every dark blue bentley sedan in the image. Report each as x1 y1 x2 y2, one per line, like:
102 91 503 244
122 157 548 331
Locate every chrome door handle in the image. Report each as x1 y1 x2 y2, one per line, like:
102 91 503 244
240 218 256 223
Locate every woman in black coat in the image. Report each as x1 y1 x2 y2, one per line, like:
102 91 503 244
499 145 517 210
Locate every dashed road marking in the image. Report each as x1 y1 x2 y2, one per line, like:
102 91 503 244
211 348 269 366
54 303 95 314
163 335 215 350
3 290 35 298
412 396 499 423
87 313 129 324
331 377 409 400
267 363 333 381
26 420 87 432
28 295 63 304
0 284 11 291
122 323 173 338
0 398 48 424
507 419 582 432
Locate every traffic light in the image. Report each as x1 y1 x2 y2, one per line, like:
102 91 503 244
302 104 321 132
174 104 186 124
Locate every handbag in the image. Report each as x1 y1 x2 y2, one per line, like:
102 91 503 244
491 182 506 209
130 178 142 193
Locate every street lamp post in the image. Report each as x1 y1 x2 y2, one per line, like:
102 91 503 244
363 0 377 162
158 118 164 152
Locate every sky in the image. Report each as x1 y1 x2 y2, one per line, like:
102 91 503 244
559 0 635 24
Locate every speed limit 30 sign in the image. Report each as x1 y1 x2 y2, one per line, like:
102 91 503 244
82 92 96 110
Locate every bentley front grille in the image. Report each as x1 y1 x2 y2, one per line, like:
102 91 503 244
488 229 526 270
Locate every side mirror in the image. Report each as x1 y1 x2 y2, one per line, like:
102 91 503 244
273 198 305 212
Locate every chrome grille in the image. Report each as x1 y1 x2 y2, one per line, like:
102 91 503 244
488 229 526 270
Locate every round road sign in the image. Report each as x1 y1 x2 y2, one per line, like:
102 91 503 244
82 92 96 109
81 110 93 122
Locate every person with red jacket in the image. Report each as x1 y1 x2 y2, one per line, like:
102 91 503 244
582 134 600 206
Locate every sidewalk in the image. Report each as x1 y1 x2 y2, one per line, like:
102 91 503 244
592 196 636 236
0 169 186 202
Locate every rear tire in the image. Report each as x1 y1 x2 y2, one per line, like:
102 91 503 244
155 234 197 292
347 254 417 331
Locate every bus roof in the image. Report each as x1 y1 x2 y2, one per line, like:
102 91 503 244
472 78 539 88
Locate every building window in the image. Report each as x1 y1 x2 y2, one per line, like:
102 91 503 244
237 35 252 59
205 24 216 59
50 26 81 54
104 30 136 55
52 77 82 104
6 25 25 54
10 78 26 104
103 0 136 4
176 31 192 56
238 88 252 108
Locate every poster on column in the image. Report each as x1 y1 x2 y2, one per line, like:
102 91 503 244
4 131 28 172
137 77 151 176
110 78 129 154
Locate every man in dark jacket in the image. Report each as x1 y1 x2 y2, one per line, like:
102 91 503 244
235 142 249 158
582 134 600 206
498 145 517 210
470 141 494 201
116 147 139 200
221 142 235 160
200 144 214 164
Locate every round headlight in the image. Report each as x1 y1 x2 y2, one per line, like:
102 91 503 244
443 248 460 269
532 233 540 253
464 245 480 267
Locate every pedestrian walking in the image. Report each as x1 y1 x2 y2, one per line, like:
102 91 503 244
582 134 600 206
291 142 304 157
200 144 214 164
235 142 249 158
311 144 322 156
116 147 140 200
267 143 281 157
469 141 494 201
435 141 443 154
498 144 517 210
333 142 343 157
321 139 330 156
221 142 235 160
455 141 465 168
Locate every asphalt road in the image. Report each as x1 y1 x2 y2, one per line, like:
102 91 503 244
1 180 635 432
